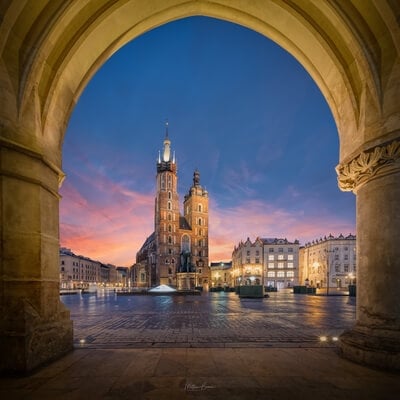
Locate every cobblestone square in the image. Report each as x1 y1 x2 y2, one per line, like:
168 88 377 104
61 290 356 349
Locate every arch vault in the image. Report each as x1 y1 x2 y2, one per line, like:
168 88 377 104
0 0 399 372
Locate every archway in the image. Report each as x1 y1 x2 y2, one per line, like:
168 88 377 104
0 0 399 373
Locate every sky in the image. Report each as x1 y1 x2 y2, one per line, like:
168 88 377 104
60 17 356 266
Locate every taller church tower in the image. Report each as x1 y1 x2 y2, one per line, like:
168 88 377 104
154 123 180 285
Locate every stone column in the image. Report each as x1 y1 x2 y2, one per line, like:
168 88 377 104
0 138 73 374
336 139 400 370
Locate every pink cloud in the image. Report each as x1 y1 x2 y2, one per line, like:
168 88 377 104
208 198 355 261
60 176 355 266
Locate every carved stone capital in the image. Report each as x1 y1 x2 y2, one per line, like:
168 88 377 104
336 139 400 192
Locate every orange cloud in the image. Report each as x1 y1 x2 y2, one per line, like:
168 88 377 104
60 179 355 266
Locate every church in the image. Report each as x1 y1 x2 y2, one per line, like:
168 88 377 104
134 125 209 290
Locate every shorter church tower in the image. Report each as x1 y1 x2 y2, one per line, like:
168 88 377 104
182 170 209 285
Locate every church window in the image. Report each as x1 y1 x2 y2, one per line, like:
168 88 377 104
161 176 165 190
165 259 169 264
168 213 172 221
181 235 190 253
168 225 172 232
168 175 172 189
167 201 171 210
168 268 172 275
171 258 175 264
198 218 202 225
198 204 202 212
168 236 172 244
199 229 202 236
168 191 172 200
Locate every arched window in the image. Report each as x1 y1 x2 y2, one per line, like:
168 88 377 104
198 218 202 226
168 191 172 200
168 236 172 244
198 204 202 212
199 228 202 236
168 225 172 232
167 201 171 210
181 235 190 253
168 213 172 221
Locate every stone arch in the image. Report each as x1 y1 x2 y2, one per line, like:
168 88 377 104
0 0 399 373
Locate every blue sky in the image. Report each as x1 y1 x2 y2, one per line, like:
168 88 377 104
60 17 356 266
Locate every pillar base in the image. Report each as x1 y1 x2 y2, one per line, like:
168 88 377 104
0 298 73 374
339 324 400 370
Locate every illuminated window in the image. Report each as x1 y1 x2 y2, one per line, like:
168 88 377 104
287 263 294 268
268 255 274 261
267 271 275 277
278 262 284 268
268 263 275 268
288 254 294 260
278 254 284 260
287 271 294 277
277 271 285 277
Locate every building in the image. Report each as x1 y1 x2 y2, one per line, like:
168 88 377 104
135 126 209 289
59 247 118 289
232 237 300 289
299 234 356 290
210 261 232 288
263 238 300 289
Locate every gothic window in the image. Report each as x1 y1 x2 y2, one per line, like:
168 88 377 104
168 268 172 275
168 225 172 233
198 218 202 225
167 175 172 189
181 235 190 253
168 248 172 254
199 229 202 236
168 191 172 200
198 204 202 212
168 236 172 244
167 201 171 210
161 175 165 190
168 213 172 221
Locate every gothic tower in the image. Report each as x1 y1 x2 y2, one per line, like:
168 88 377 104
183 170 209 281
154 123 180 285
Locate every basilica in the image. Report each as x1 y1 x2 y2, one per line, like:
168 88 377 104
133 126 209 289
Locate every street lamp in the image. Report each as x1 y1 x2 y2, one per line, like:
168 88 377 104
324 249 335 296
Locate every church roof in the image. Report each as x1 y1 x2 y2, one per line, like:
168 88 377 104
179 216 191 231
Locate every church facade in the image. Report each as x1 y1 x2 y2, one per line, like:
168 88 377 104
134 127 209 289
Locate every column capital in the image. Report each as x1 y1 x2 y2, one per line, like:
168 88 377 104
336 139 400 192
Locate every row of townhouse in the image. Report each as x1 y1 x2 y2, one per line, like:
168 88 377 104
231 237 300 289
59 247 128 289
228 234 356 290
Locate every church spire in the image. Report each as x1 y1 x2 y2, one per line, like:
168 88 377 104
162 121 171 162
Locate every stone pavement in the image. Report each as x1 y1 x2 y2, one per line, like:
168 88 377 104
1 347 399 399
1 291 399 399
63 290 356 349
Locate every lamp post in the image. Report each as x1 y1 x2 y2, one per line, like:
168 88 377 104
324 249 335 296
